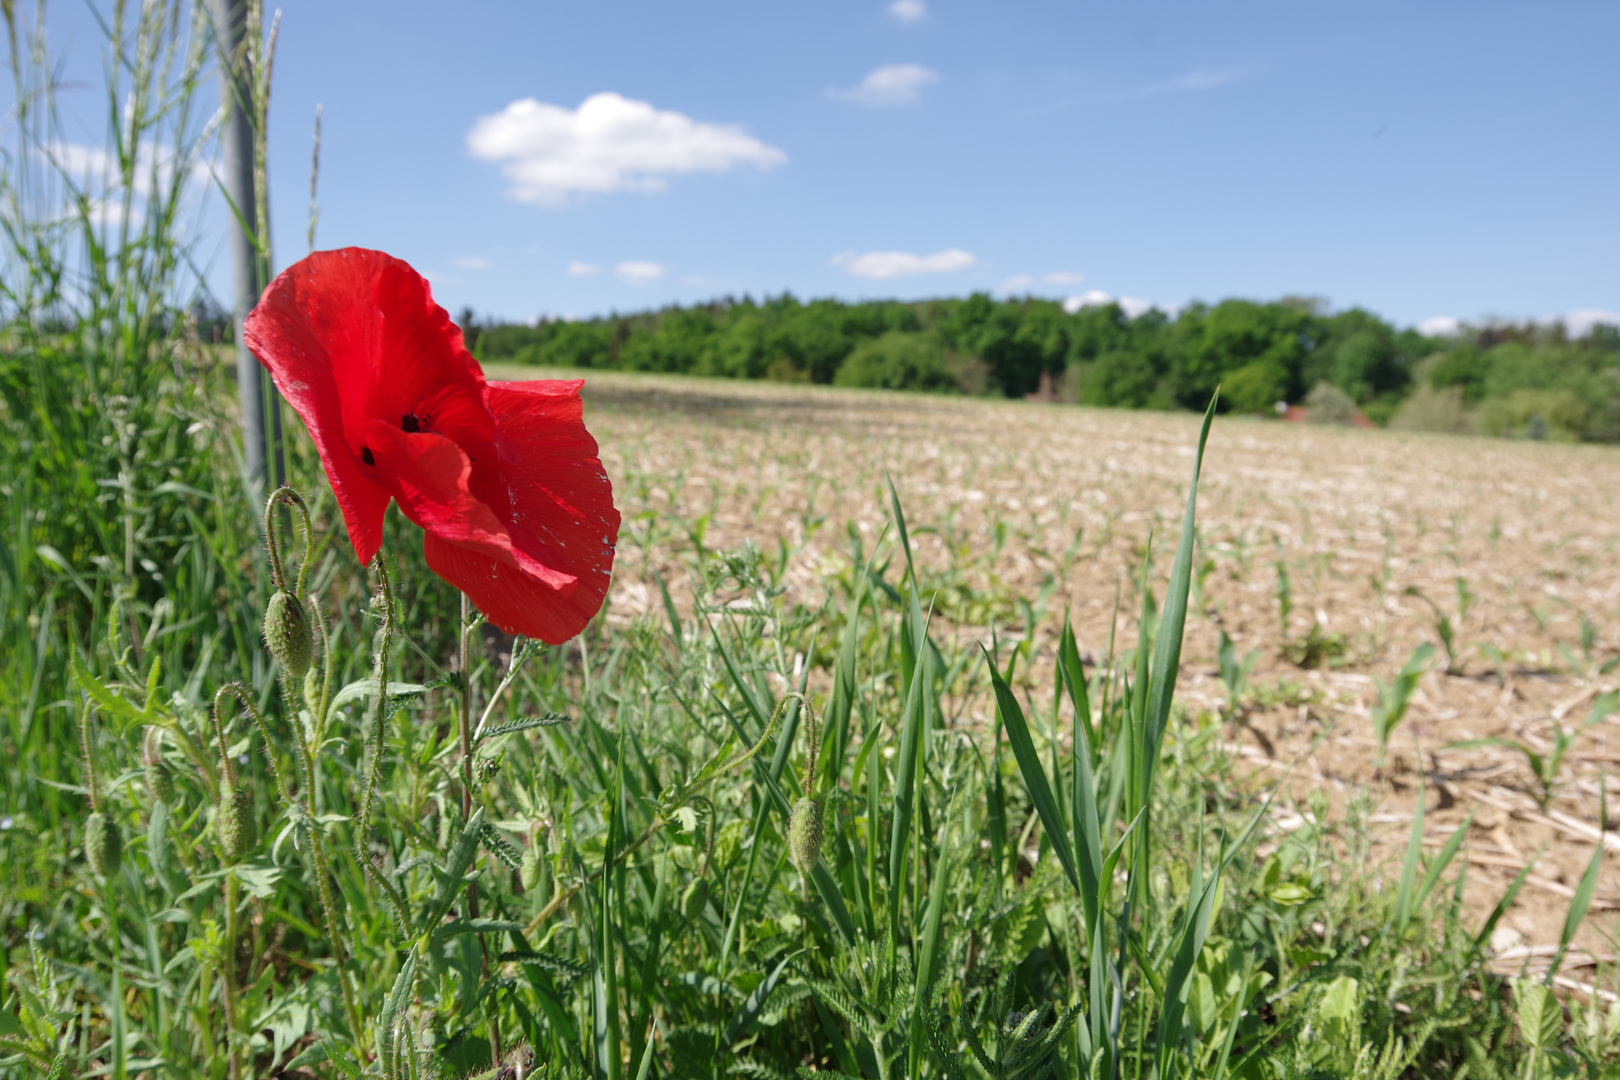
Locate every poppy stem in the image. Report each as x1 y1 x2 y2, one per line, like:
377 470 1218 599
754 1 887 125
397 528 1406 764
456 592 501 1062
460 591 473 819
262 485 313 596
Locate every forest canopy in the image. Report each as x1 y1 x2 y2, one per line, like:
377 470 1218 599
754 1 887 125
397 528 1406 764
467 294 1620 440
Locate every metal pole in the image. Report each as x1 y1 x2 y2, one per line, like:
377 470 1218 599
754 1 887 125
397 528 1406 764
209 0 281 498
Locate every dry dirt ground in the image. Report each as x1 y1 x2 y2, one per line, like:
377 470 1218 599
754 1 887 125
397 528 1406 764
493 365 1620 985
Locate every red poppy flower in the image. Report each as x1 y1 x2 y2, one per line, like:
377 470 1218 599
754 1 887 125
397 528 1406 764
243 247 619 644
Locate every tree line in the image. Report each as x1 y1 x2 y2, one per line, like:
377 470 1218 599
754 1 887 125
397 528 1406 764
465 294 1620 439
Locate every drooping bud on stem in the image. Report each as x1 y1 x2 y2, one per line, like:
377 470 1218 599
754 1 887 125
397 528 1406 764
84 810 122 877
787 795 823 875
264 589 313 677
262 487 316 678
142 725 174 804
79 700 122 877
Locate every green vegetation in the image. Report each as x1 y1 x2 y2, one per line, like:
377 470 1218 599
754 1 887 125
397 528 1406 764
473 298 1620 439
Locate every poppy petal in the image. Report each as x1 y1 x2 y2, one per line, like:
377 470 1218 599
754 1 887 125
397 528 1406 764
243 250 392 562
363 259 496 466
423 379 618 643
366 420 576 592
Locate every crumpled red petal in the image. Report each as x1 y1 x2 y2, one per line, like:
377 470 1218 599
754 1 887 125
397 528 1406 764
423 380 618 643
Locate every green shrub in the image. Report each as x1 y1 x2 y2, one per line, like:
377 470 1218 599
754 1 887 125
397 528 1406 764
833 330 963 392
1222 360 1288 414
1388 385 1473 434
1477 388 1591 440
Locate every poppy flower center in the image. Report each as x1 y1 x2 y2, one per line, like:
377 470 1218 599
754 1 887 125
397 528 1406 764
401 412 424 433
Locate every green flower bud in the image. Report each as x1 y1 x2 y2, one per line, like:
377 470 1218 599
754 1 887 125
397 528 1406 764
680 877 710 921
142 726 173 804
217 783 256 862
84 810 122 877
788 795 822 874
145 758 174 805
263 589 313 678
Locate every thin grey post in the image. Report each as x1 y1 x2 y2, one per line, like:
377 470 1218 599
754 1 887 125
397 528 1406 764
209 0 281 497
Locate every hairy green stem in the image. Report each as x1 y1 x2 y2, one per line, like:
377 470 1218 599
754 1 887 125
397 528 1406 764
221 872 241 1080
353 558 410 935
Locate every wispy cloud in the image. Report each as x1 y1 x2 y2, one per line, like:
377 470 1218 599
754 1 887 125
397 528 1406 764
831 64 940 107
998 275 1035 293
616 260 665 285
567 261 601 277
1417 315 1460 337
468 92 786 206
887 0 928 26
1045 271 1085 285
834 248 974 279
452 256 491 271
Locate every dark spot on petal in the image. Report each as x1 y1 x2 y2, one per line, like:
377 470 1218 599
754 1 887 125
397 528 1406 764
401 413 422 433
360 446 375 465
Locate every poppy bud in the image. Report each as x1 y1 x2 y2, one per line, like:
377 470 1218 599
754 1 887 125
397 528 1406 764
263 589 313 678
142 727 173 804
146 758 174 805
217 783 256 862
680 876 710 920
84 810 122 877
788 795 822 874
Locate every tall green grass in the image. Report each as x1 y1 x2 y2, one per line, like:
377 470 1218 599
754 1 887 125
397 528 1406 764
4 5 1618 1080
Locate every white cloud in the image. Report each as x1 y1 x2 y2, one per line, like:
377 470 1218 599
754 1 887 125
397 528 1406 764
452 256 491 271
831 64 940 107
1566 309 1620 337
834 248 975 280
888 0 928 25
1417 315 1460 337
567 261 601 277
616 260 665 285
1062 290 1170 319
468 92 786 206
998 275 1035 293
1045 271 1085 285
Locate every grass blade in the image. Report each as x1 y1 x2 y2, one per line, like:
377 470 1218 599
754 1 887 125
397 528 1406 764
1393 773 1427 937
982 644 1080 895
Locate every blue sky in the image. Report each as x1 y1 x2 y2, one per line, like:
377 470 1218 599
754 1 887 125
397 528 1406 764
36 0 1620 331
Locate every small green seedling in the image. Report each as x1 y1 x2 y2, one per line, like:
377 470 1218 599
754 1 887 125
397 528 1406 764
1403 586 1464 674
1217 628 1260 713
1560 611 1619 681
1449 691 1620 809
1273 541 1292 640
1372 642 1436 772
